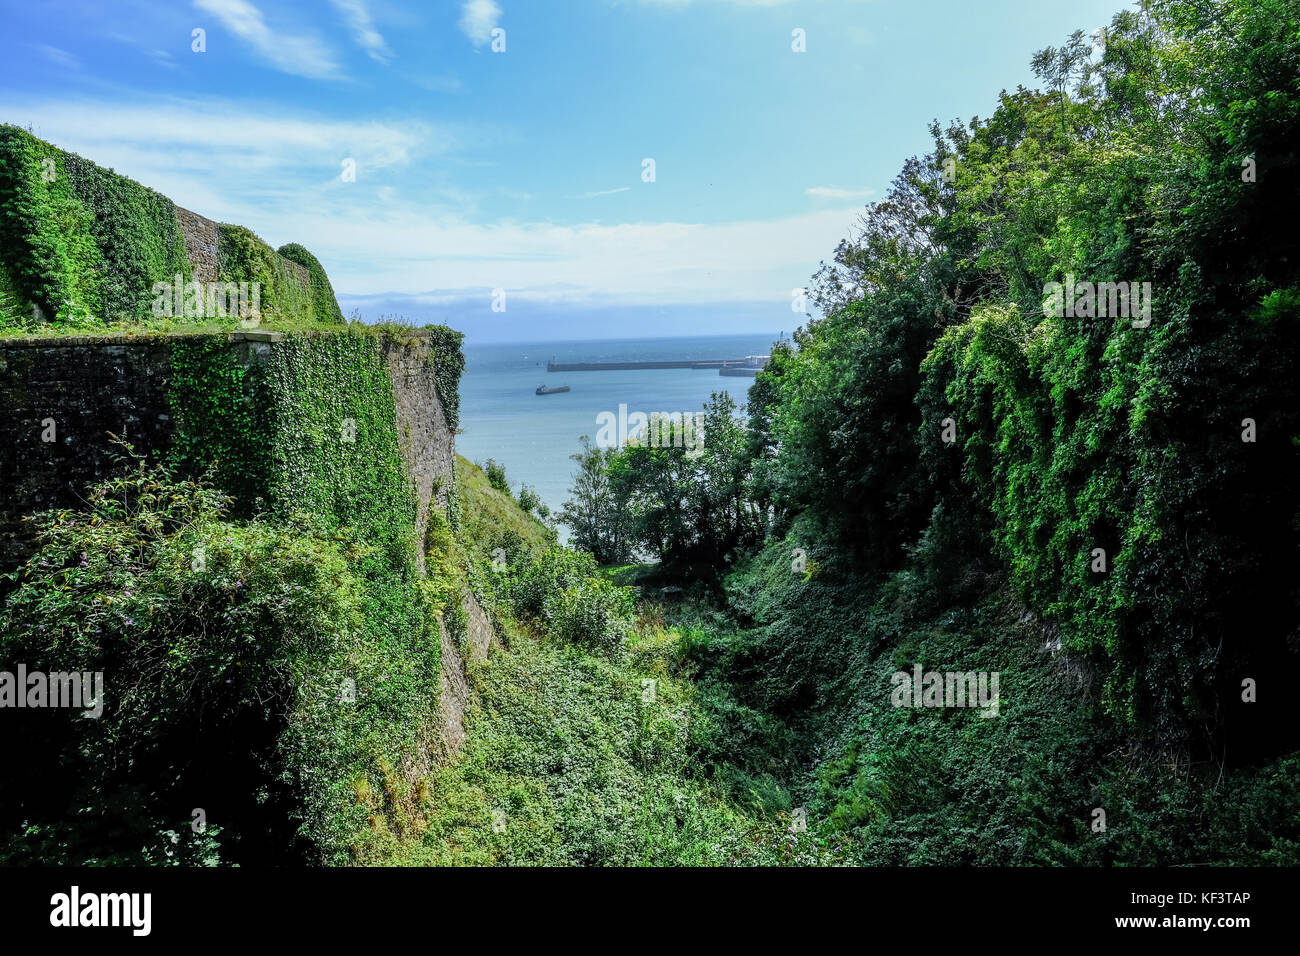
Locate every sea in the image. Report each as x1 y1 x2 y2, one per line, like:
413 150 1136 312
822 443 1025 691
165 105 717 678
455 333 783 534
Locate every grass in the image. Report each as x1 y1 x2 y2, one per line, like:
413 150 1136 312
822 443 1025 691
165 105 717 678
452 455 555 567
365 456 840 866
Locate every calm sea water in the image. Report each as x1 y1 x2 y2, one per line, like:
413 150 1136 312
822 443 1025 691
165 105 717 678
455 333 783 531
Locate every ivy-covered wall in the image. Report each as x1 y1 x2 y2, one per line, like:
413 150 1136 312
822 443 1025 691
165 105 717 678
0 126 343 331
0 324 470 860
0 325 463 583
0 126 189 326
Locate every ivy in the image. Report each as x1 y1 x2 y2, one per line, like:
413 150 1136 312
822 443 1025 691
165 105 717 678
163 327 457 860
0 126 346 333
217 224 316 326
168 337 273 509
421 323 466 431
278 243 345 324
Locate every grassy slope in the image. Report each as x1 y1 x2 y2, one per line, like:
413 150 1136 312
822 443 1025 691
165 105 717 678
380 458 833 865
452 455 554 566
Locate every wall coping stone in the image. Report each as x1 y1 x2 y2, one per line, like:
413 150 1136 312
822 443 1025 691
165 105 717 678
0 329 440 349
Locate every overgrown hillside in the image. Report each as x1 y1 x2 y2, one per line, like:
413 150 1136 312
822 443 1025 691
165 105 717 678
388 458 824 865
558 0 1300 865
3 0 1296 869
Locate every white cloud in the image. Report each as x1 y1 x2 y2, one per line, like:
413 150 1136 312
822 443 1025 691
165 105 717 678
0 95 441 222
270 205 858 306
578 186 631 198
328 0 393 63
36 45 81 71
459 0 502 47
2 94 852 307
805 185 873 200
193 0 341 79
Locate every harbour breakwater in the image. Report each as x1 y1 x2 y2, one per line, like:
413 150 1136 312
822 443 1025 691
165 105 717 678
546 355 769 374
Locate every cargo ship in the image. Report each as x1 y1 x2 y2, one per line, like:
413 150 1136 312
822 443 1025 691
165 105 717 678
536 384 571 395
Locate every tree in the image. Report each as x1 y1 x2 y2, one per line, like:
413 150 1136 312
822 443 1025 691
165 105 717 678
560 436 632 565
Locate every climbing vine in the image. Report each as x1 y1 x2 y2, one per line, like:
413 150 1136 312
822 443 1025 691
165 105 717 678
168 336 273 509
278 242 345 325
165 326 461 860
0 125 190 328
0 126 345 333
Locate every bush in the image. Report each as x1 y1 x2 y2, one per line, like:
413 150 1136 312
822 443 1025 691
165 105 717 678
508 546 599 619
516 483 549 520
542 577 635 654
483 458 509 494
0 451 366 864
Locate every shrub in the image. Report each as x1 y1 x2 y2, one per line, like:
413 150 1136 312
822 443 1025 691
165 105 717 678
483 458 509 494
0 451 366 864
541 577 635 654
517 483 549 520
508 546 599 619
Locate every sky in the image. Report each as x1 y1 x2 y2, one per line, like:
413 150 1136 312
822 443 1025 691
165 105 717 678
1 0 1127 342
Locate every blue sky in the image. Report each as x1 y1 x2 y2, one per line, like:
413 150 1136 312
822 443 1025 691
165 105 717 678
2 0 1127 342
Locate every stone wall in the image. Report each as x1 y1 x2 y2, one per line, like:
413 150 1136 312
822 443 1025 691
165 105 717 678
0 328 484 754
175 206 221 283
382 334 456 576
0 333 187 569
174 204 311 291
0 330 450 572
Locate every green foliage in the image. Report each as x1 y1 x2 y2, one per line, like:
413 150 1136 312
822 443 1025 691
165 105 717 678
217 224 314 327
0 125 189 327
62 148 191 322
168 337 273 508
515 483 550 522
0 452 371 864
261 330 418 576
420 323 466 432
560 435 633 565
483 457 509 493
507 545 603 620
392 619 821 866
745 0 1300 748
675 536 1300 865
6 0 1299 869
0 126 353 334
385 476 839 866
277 243 344 324
0 323 463 863
452 455 555 573
541 576 636 655
564 392 763 575
584 0 1300 867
